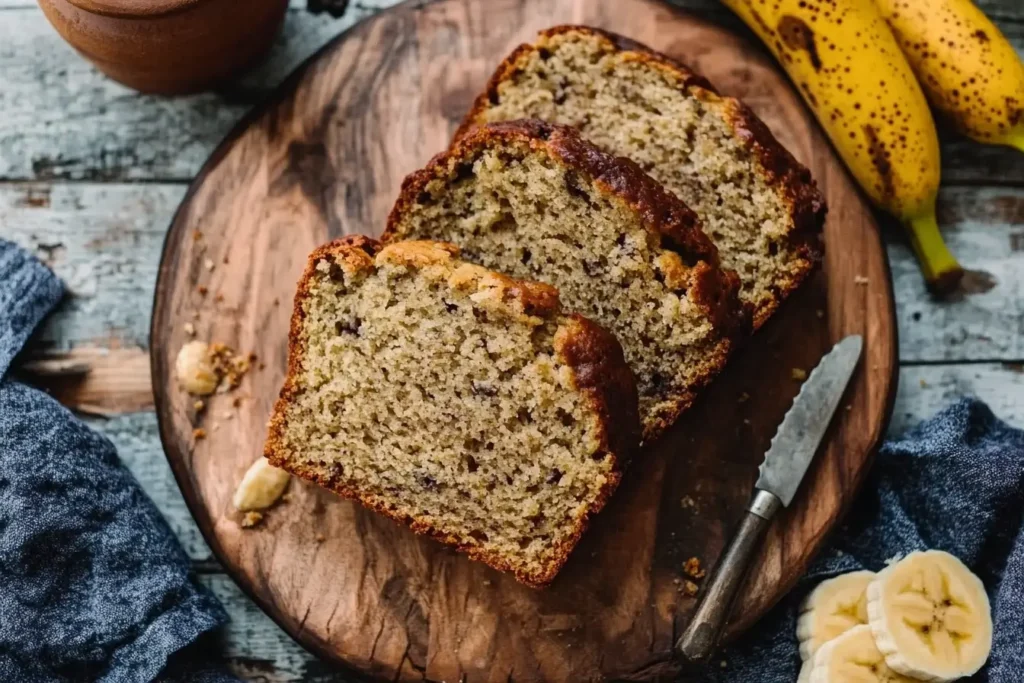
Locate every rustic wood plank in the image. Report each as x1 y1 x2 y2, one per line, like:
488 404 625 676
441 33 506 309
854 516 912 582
0 2 398 182
0 3 1019 183
891 186 1024 363
0 183 184 350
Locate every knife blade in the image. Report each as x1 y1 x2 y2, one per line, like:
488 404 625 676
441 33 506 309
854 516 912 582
756 334 864 507
676 334 864 663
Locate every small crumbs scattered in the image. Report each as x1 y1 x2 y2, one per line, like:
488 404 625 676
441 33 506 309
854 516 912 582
183 322 196 336
738 391 750 403
192 230 203 241
315 533 326 543
845 405 853 411
232 396 242 407
743 418 751 425
222 255 230 264
673 577 681 585
680 496 696 510
854 275 869 285
193 399 205 412
240 511 264 528
214 293 224 303
248 352 258 363
682 580 699 597
197 285 208 296
193 428 207 440
204 258 215 271
222 412 234 421
792 368 808 381
683 557 706 579
258 362 266 371
815 309 825 319
919 379 929 388
280 492 293 503
482 580 492 586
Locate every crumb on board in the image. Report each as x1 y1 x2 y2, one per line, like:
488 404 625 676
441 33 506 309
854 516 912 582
743 418 751 425
815 309 825 319
193 399 205 412
273 298 280 306
214 293 224 303
919 379 929 388
193 428 207 440
192 230 202 241
258 362 266 371
212 422 221 432
232 396 242 407
680 580 699 597
738 391 750 403
281 492 293 503
791 367 807 381
854 275 869 285
315 533 326 543
683 557 706 580
197 285 208 296
222 255 230 264
680 496 696 510
204 258 215 271
183 322 196 337
240 511 264 528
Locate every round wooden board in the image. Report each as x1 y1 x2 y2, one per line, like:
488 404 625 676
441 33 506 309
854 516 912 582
151 0 897 680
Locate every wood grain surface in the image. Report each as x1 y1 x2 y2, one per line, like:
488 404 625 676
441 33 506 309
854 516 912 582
148 0 896 679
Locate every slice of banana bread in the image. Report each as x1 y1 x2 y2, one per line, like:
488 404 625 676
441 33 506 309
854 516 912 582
456 26 826 329
383 120 746 439
265 236 640 586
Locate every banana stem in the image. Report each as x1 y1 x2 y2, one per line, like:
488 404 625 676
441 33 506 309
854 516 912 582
1006 129 1024 154
905 212 963 295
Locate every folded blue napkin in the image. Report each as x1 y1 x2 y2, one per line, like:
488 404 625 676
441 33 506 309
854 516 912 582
711 397 1024 682
0 239 237 683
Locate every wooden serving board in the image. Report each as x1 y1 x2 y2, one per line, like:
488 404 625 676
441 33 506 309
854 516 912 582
151 0 897 680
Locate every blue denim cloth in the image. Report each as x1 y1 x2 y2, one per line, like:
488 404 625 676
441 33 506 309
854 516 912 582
0 239 237 682
709 398 1024 682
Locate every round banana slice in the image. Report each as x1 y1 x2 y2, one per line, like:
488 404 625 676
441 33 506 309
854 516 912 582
866 550 992 681
809 625 918 683
797 570 875 661
797 661 812 683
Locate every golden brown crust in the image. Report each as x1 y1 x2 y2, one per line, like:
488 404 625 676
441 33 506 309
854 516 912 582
455 25 826 330
383 119 745 342
264 235 640 587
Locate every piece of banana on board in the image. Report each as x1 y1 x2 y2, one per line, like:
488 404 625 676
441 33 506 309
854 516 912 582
797 570 876 662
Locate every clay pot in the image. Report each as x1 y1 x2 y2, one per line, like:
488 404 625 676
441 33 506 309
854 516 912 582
37 0 289 94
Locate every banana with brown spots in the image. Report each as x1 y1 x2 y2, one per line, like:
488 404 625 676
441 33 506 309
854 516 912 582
719 0 964 292
875 0 1024 153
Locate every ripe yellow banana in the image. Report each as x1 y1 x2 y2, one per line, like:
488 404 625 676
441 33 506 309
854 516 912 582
719 0 964 292
874 0 1024 152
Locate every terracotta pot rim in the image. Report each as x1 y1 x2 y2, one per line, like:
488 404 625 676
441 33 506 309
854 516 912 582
62 0 211 19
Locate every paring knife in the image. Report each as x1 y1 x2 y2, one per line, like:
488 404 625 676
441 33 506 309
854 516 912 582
676 334 864 662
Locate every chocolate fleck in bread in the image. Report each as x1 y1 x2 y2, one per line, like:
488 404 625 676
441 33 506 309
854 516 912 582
384 120 746 439
265 236 640 587
456 26 826 329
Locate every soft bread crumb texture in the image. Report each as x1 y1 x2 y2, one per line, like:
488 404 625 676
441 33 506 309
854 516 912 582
388 131 734 437
468 28 823 326
266 239 637 585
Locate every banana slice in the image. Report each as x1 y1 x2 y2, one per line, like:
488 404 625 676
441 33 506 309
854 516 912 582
234 457 291 512
809 625 918 683
867 550 992 681
797 661 812 683
797 570 875 661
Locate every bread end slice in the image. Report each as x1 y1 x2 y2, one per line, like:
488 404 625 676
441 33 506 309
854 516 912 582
265 236 640 586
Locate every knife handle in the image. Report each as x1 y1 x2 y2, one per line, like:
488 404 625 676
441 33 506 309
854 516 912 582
676 489 782 662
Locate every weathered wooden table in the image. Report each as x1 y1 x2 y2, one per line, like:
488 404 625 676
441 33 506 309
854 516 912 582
3 0 1022 679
